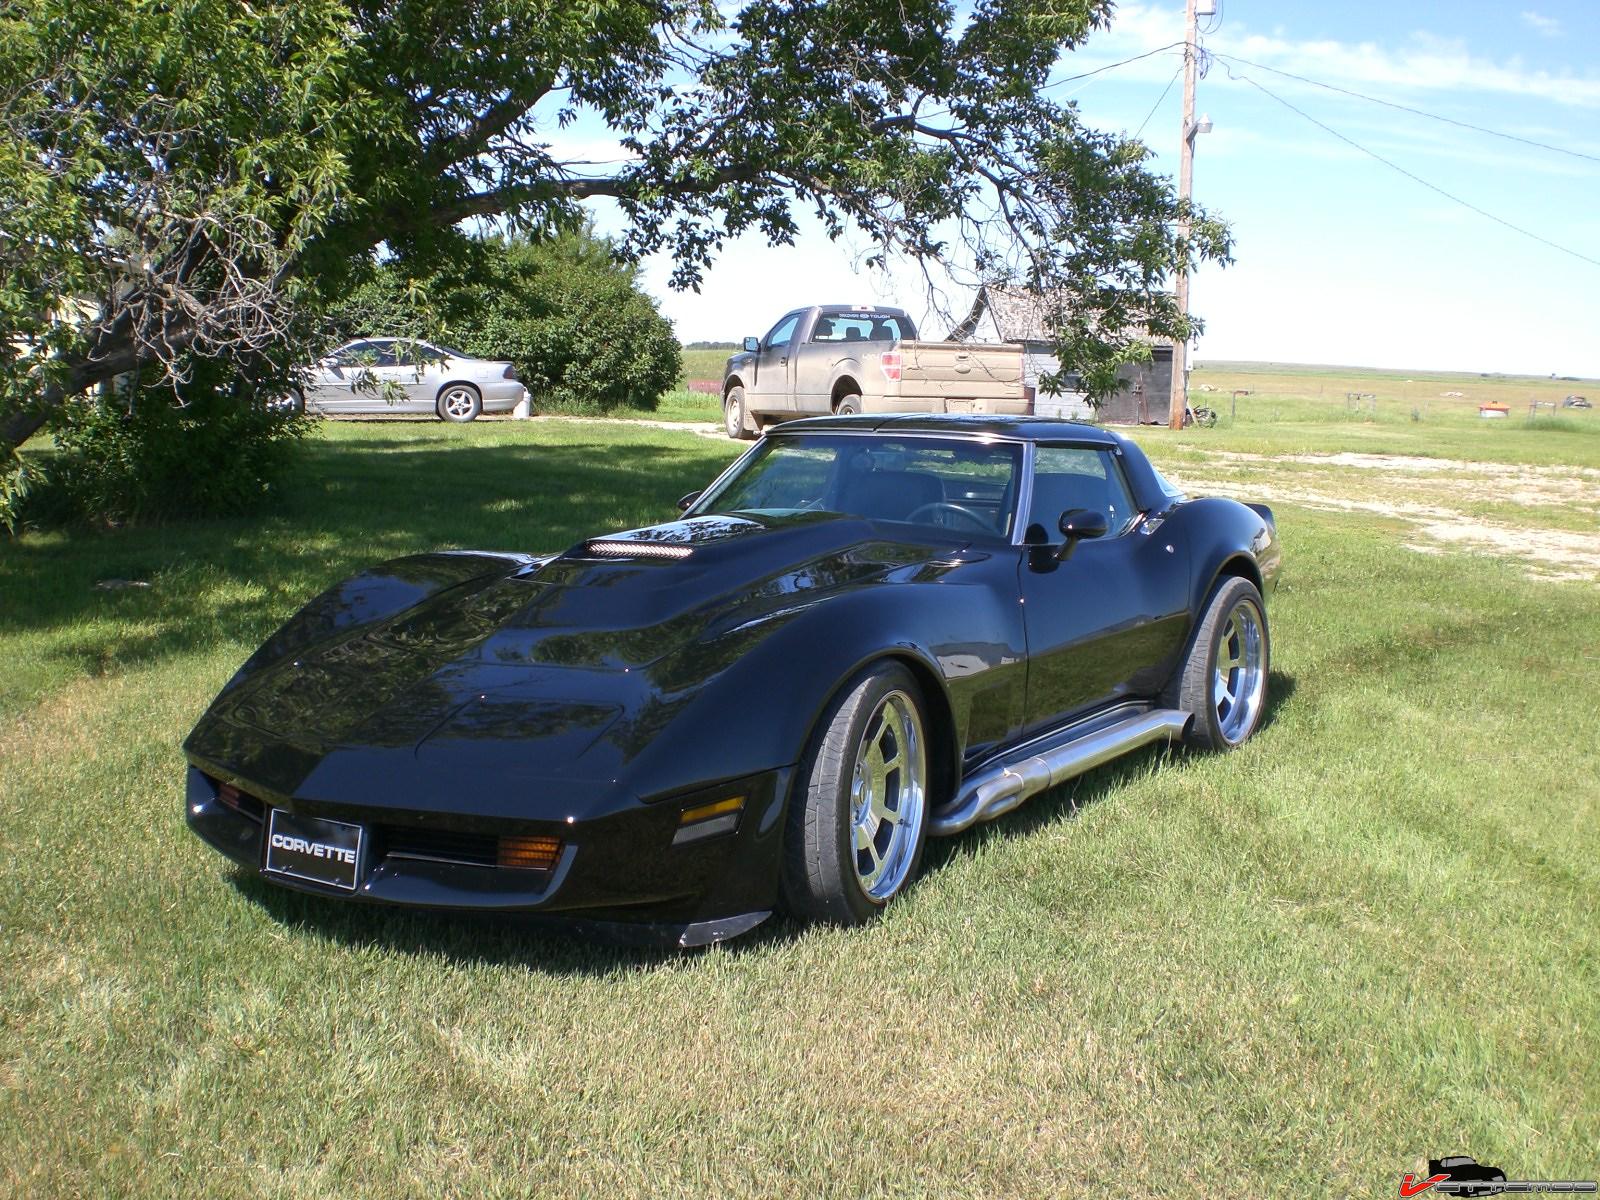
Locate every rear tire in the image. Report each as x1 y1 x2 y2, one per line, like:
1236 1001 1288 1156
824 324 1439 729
724 386 755 440
437 383 482 423
835 393 862 416
782 662 930 926
1165 576 1270 750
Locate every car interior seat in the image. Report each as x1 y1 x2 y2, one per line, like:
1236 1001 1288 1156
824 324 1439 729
835 468 944 522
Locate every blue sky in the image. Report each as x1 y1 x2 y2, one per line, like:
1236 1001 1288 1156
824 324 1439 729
572 1 1600 376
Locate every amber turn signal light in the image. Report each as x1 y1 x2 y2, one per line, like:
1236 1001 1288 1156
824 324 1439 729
678 795 744 825
672 795 746 847
497 834 563 870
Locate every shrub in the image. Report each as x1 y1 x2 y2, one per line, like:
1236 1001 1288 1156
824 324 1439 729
40 360 310 526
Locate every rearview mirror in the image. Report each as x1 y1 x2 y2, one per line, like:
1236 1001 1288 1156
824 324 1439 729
677 490 702 513
742 336 760 353
1056 508 1108 560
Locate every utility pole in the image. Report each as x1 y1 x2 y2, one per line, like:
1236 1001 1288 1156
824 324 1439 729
1167 0 1201 431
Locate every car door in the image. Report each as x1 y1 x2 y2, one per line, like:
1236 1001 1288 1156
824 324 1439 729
393 341 439 413
744 310 804 414
355 340 413 413
1016 444 1192 736
305 342 371 412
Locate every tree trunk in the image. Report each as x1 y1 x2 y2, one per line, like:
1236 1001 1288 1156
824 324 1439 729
1 323 157 457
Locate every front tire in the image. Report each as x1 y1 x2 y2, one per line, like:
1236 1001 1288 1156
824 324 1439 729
437 383 482 423
277 388 306 416
782 663 930 925
724 385 755 440
1166 576 1270 750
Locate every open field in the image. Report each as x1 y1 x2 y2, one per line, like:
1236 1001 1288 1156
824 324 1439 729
3 406 1598 1196
679 346 737 384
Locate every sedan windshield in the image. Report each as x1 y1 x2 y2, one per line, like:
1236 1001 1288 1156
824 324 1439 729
699 434 1021 539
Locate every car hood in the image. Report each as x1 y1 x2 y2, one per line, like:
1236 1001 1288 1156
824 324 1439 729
185 512 946 807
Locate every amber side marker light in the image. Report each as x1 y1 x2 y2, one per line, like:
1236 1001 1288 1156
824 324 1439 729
673 795 745 846
497 834 563 870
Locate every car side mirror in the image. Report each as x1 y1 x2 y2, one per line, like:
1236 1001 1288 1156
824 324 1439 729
743 336 760 353
676 490 702 513
1056 508 1108 560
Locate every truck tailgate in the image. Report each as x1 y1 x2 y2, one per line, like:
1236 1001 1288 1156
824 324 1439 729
893 341 1026 408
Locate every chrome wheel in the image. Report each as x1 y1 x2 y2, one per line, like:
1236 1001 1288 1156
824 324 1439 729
1213 599 1267 744
849 690 926 901
439 385 479 421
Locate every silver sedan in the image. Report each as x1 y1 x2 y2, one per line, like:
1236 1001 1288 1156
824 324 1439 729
298 339 528 422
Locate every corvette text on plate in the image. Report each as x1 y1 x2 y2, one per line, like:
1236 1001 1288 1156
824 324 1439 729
268 833 356 864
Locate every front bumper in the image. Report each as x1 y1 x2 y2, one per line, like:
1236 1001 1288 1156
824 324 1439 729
183 763 792 947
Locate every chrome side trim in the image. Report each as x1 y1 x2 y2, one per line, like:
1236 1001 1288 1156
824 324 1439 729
930 707 1191 836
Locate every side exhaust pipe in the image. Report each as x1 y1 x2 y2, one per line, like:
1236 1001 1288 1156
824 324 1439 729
930 708 1191 837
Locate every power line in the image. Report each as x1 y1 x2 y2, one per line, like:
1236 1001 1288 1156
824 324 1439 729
1040 42 1186 93
915 42 1183 122
1214 52 1600 166
1228 67 1600 270
1135 65 1183 140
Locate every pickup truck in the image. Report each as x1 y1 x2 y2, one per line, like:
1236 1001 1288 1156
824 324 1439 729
720 304 1027 439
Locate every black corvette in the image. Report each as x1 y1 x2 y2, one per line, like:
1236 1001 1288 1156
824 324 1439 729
184 414 1281 946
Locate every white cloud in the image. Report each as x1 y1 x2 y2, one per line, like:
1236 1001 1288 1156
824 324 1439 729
1080 4 1600 108
1521 10 1563 37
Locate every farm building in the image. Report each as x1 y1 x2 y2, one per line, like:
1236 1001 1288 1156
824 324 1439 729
947 285 1176 424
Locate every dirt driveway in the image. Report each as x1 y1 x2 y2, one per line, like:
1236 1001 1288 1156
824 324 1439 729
1163 450 1600 583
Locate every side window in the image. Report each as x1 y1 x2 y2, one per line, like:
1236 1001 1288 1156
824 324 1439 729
330 341 370 366
765 313 801 351
1026 447 1139 538
367 341 399 367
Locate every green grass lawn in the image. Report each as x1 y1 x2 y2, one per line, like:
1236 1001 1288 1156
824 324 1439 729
3 410 1597 1197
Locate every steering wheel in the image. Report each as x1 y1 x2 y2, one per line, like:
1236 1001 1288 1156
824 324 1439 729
904 501 994 533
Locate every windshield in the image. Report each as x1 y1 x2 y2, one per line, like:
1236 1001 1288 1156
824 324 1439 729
698 434 1021 539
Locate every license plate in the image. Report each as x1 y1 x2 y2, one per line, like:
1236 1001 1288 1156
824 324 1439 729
264 809 363 891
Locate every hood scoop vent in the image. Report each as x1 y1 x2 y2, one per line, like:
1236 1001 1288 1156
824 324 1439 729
585 540 693 560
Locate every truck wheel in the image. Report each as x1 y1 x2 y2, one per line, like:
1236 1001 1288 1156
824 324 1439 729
724 386 755 440
835 394 862 416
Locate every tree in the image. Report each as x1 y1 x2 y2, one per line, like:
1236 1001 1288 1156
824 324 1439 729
2 0 1229 459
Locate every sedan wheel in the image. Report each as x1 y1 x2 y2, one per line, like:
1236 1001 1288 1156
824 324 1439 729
1166 575 1270 749
437 384 482 423
783 662 930 925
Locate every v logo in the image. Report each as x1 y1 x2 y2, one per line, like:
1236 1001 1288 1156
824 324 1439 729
1400 1174 1448 1197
